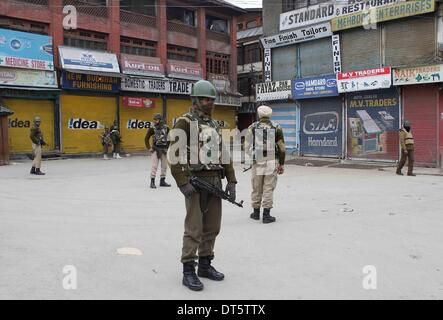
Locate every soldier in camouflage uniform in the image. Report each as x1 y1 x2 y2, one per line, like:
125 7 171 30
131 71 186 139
110 120 122 159
397 120 415 176
100 126 112 160
168 80 237 291
29 116 46 175
145 113 171 188
245 105 286 224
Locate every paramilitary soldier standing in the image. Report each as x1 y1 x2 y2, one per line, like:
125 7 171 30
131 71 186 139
145 113 171 188
168 80 237 291
396 120 416 176
30 116 46 175
246 105 285 223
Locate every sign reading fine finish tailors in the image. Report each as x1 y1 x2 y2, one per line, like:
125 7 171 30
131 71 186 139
393 65 443 85
331 0 435 32
62 71 120 93
0 28 54 71
256 80 292 102
293 75 339 99
261 23 332 49
337 67 392 93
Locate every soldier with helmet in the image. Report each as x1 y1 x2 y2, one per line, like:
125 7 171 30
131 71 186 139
245 105 286 224
397 120 416 176
168 80 237 291
29 116 47 175
145 113 171 188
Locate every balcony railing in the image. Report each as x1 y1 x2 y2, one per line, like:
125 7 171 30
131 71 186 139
207 30 230 43
168 21 198 36
120 10 157 28
63 0 108 18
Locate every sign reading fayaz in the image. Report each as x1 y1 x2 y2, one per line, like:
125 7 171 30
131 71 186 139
256 80 292 102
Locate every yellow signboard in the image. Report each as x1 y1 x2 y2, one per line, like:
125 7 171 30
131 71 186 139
61 95 117 154
331 0 435 32
6 98 54 153
120 97 163 152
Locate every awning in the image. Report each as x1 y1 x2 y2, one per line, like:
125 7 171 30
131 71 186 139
0 85 61 91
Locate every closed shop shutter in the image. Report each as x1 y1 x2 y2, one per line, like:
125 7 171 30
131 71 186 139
300 97 343 157
271 46 298 81
167 98 191 127
213 106 236 129
403 84 438 166
6 98 55 153
300 37 333 77
270 103 298 151
61 95 117 154
341 28 381 72
385 15 435 67
346 88 400 161
120 97 163 152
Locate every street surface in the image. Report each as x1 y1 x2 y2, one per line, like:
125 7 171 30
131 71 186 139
1 156 442 299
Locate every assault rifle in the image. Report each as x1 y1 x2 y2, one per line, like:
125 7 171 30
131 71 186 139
189 176 244 208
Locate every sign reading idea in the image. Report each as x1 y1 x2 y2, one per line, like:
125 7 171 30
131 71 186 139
331 0 435 32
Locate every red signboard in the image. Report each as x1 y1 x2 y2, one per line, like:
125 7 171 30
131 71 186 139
122 97 156 108
338 67 391 80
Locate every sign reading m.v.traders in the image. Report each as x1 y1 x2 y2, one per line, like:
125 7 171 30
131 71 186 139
261 23 332 49
256 80 292 102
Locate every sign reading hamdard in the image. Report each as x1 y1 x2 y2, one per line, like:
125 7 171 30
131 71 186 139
261 23 332 49
256 80 292 102
280 0 402 31
331 0 435 32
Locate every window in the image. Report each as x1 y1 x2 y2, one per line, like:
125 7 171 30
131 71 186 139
121 37 156 57
167 6 195 26
282 0 329 13
206 52 230 75
120 0 156 16
0 18 48 35
246 20 257 29
167 45 197 62
245 43 262 64
237 23 244 31
237 46 245 65
206 15 228 34
64 29 107 51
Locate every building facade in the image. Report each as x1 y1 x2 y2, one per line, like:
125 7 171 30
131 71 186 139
0 0 244 156
261 0 443 166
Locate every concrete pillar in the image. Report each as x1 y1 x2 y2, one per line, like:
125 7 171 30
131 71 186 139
230 16 238 93
108 0 121 54
157 0 168 65
49 0 64 68
198 7 207 79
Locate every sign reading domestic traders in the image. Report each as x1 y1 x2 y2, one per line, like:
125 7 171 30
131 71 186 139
331 0 436 32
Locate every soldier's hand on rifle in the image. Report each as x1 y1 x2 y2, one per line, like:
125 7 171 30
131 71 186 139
277 165 284 175
225 182 236 202
179 183 197 198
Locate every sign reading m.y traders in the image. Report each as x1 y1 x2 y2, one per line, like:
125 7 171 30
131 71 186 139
337 67 392 93
261 23 332 49
0 28 54 71
256 80 292 102
393 65 443 85
331 0 435 32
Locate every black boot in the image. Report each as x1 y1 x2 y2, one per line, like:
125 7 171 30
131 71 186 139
263 208 276 224
30 167 36 175
35 168 45 176
182 262 204 291
250 208 260 220
198 256 224 281
160 177 171 187
150 178 156 189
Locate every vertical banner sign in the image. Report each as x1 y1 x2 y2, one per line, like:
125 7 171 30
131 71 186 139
332 35 342 74
263 48 272 83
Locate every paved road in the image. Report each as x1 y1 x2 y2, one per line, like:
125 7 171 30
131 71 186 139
1 156 442 299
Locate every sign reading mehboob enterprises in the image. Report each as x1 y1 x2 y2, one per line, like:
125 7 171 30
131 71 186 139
331 0 435 32
337 68 392 93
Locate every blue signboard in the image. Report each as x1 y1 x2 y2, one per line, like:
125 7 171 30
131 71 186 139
300 99 343 157
62 71 120 93
292 74 339 99
0 28 54 71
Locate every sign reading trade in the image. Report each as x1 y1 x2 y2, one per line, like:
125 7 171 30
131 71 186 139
331 0 435 32
0 28 54 71
292 75 339 99
62 71 120 93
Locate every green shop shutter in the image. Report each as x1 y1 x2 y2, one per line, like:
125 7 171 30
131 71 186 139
272 45 298 81
300 37 334 77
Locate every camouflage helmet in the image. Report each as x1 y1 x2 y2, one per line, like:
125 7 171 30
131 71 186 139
154 113 163 121
191 80 217 100
34 116 41 122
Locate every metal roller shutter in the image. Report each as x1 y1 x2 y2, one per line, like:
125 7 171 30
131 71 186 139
384 14 436 68
270 103 298 152
271 46 298 81
341 28 381 72
403 85 438 166
300 37 334 77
